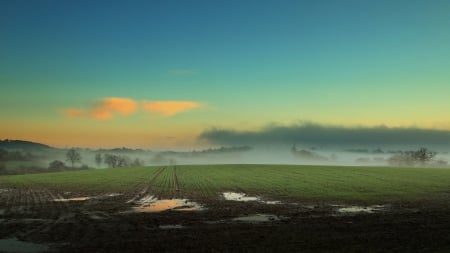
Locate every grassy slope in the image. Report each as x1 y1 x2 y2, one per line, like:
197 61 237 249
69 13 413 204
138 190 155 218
1 164 450 202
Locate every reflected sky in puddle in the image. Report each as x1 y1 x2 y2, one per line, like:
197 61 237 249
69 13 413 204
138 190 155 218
53 197 90 202
223 192 259 202
337 205 386 214
207 214 289 224
223 192 282 205
232 214 285 223
132 197 204 212
54 193 122 202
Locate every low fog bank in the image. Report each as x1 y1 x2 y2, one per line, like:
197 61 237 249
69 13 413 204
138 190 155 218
152 144 450 167
1 140 450 176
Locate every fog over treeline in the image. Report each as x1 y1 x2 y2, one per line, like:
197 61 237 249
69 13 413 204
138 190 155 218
1 139 450 176
2 122 450 175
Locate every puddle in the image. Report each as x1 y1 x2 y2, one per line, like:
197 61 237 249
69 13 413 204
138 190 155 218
223 192 259 202
159 224 185 229
0 189 8 194
336 205 386 214
0 238 49 253
53 197 90 202
264 200 282 205
131 195 204 213
223 192 282 205
232 214 287 223
94 193 122 200
103 193 122 197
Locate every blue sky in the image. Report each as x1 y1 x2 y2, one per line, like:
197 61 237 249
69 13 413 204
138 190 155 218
1 0 450 147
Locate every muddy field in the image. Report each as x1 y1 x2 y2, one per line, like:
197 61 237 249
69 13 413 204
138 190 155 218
1 166 450 252
1 190 450 252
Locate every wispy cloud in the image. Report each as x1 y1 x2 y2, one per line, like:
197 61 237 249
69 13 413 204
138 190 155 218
64 97 138 120
199 122 450 147
65 98 202 120
142 101 202 116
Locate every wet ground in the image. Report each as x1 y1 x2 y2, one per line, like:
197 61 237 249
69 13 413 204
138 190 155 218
1 188 450 252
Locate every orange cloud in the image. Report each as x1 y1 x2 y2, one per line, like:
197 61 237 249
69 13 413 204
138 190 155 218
142 101 202 116
65 97 138 120
91 97 138 120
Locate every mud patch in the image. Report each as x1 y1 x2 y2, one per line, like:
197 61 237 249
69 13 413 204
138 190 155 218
159 224 185 229
84 211 110 220
131 196 204 212
232 214 288 223
0 238 49 253
336 205 386 214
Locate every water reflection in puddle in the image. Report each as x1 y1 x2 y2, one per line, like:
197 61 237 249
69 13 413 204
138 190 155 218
53 197 90 202
131 196 204 213
223 192 259 202
233 214 287 223
208 214 288 224
223 192 281 205
337 205 386 214
54 193 122 202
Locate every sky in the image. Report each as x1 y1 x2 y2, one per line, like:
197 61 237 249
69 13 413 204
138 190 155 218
1 0 450 149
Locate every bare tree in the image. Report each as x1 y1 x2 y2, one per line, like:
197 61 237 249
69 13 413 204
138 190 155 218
411 147 436 165
66 148 82 168
388 147 436 167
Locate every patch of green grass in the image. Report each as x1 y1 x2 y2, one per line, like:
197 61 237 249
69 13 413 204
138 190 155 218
1 164 450 202
0 166 161 193
2 160 46 169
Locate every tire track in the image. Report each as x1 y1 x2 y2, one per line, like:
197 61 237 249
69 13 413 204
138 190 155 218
173 166 180 195
128 167 166 202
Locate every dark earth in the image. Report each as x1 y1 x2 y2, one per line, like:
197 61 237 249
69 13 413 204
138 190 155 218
1 188 450 253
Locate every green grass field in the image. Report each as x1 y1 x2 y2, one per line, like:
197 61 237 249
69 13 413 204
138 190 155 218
1 164 450 203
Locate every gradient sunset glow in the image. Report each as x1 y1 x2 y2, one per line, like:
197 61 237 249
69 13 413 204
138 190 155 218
1 1 450 148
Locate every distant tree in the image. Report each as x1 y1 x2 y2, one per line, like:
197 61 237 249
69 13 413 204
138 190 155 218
387 153 415 167
48 160 66 170
104 154 119 168
117 155 131 167
388 147 436 167
95 153 103 168
131 158 144 167
102 154 134 168
66 148 82 168
411 147 436 165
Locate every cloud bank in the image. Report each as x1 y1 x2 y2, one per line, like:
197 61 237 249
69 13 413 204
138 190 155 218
65 97 201 120
199 123 450 147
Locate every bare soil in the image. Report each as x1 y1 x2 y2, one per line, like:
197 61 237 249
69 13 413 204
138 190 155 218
1 187 450 253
